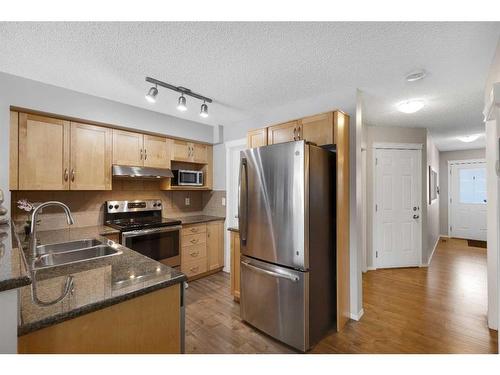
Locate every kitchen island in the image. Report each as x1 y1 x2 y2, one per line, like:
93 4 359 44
17 225 186 354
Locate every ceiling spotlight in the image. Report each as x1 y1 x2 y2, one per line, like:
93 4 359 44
457 134 481 143
145 85 158 103
200 102 209 118
405 70 426 82
397 99 425 114
177 94 187 112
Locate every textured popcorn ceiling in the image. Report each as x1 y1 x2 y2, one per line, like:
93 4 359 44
0 22 499 150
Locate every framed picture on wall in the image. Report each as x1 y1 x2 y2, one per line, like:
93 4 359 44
429 166 438 203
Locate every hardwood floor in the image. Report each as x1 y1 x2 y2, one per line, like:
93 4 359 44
185 237 498 353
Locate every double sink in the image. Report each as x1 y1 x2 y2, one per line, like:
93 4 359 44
33 238 122 270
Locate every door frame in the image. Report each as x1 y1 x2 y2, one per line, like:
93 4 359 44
447 158 487 238
372 142 423 269
224 138 247 273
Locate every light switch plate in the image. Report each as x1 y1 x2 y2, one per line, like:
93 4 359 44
222 197 226 206
185 197 190 206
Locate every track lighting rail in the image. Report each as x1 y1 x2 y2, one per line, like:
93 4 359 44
145 77 213 103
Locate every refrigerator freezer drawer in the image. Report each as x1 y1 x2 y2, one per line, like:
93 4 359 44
240 256 309 351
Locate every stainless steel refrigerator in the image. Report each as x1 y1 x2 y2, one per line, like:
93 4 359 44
238 140 336 352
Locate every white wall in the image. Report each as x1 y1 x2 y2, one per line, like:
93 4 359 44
426 134 440 264
438 148 486 236
365 126 429 267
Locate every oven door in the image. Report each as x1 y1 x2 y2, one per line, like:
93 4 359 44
122 225 181 267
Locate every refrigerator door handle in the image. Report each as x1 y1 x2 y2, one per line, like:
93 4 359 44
241 260 299 282
239 157 248 245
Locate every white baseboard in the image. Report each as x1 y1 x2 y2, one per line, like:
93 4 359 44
350 308 364 321
366 266 376 271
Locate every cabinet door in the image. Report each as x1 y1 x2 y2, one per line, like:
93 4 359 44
172 140 191 162
300 112 333 146
112 129 143 166
267 121 300 145
230 231 241 300
18 113 70 190
247 128 268 149
192 143 208 164
70 122 112 190
207 221 224 271
143 135 169 168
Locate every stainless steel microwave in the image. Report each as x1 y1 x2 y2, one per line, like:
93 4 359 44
172 169 204 186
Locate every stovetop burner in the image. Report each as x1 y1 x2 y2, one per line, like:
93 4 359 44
104 200 181 232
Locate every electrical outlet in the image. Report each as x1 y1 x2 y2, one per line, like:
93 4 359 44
185 197 190 206
222 197 226 206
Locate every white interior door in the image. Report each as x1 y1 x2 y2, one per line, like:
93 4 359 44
449 161 487 241
374 148 422 268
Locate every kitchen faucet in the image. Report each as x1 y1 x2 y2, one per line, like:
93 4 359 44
30 201 75 259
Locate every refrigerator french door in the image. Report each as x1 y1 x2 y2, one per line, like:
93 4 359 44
238 140 336 352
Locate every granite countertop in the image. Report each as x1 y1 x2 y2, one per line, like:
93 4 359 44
0 220 31 292
18 225 186 336
170 215 225 225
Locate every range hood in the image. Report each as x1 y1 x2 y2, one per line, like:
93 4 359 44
112 165 173 179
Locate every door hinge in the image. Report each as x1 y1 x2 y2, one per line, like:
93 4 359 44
450 226 452 232
376 251 378 258
375 204 378 212
450 197 452 204
375 158 378 165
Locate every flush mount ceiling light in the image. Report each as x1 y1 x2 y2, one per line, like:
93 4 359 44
405 70 426 82
200 102 208 118
457 134 481 143
145 85 158 103
177 94 187 112
396 99 425 114
144 77 212 117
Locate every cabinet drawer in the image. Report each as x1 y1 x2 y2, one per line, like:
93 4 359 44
182 232 206 247
181 243 207 260
181 258 207 278
182 224 206 236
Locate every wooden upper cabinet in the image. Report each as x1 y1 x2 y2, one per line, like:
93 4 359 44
171 139 209 164
207 221 224 271
247 128 268 149
18 113 70 190
112 129 143 166
267 120 300 145
70 122 112 190
143 135 169 168
300 112 334 146
192 143 208 164
171 140 191 162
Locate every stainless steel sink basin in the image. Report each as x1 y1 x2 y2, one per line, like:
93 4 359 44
37 239 104 254
33 245 121 269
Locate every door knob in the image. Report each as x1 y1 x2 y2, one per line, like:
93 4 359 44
413 214 419 219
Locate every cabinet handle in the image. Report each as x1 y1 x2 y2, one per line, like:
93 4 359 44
71 169 75 182
140 149 143 160
190 238 199 244
190 228 198 233
64 169 69 181
293 127 297 141
190 266 199 272
144 149 147 160
190 251 199 257
297 126 301 140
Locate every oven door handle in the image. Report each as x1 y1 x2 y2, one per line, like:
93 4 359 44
121 225 182 239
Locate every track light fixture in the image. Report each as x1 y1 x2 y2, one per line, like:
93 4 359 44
144 77 212 118
145 85 158 103
200 102 208 118
177 94 187 112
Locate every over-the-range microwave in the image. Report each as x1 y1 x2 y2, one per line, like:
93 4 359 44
172 169 204 186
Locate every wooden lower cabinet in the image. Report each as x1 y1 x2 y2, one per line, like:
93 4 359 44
18 285 181 354
230 230 240 301
181 221 224 280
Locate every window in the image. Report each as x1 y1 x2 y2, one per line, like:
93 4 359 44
459 167 486 204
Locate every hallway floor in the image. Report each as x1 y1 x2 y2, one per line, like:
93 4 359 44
185 238 498 353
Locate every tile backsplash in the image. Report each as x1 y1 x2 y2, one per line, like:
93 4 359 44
12 179 226 231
